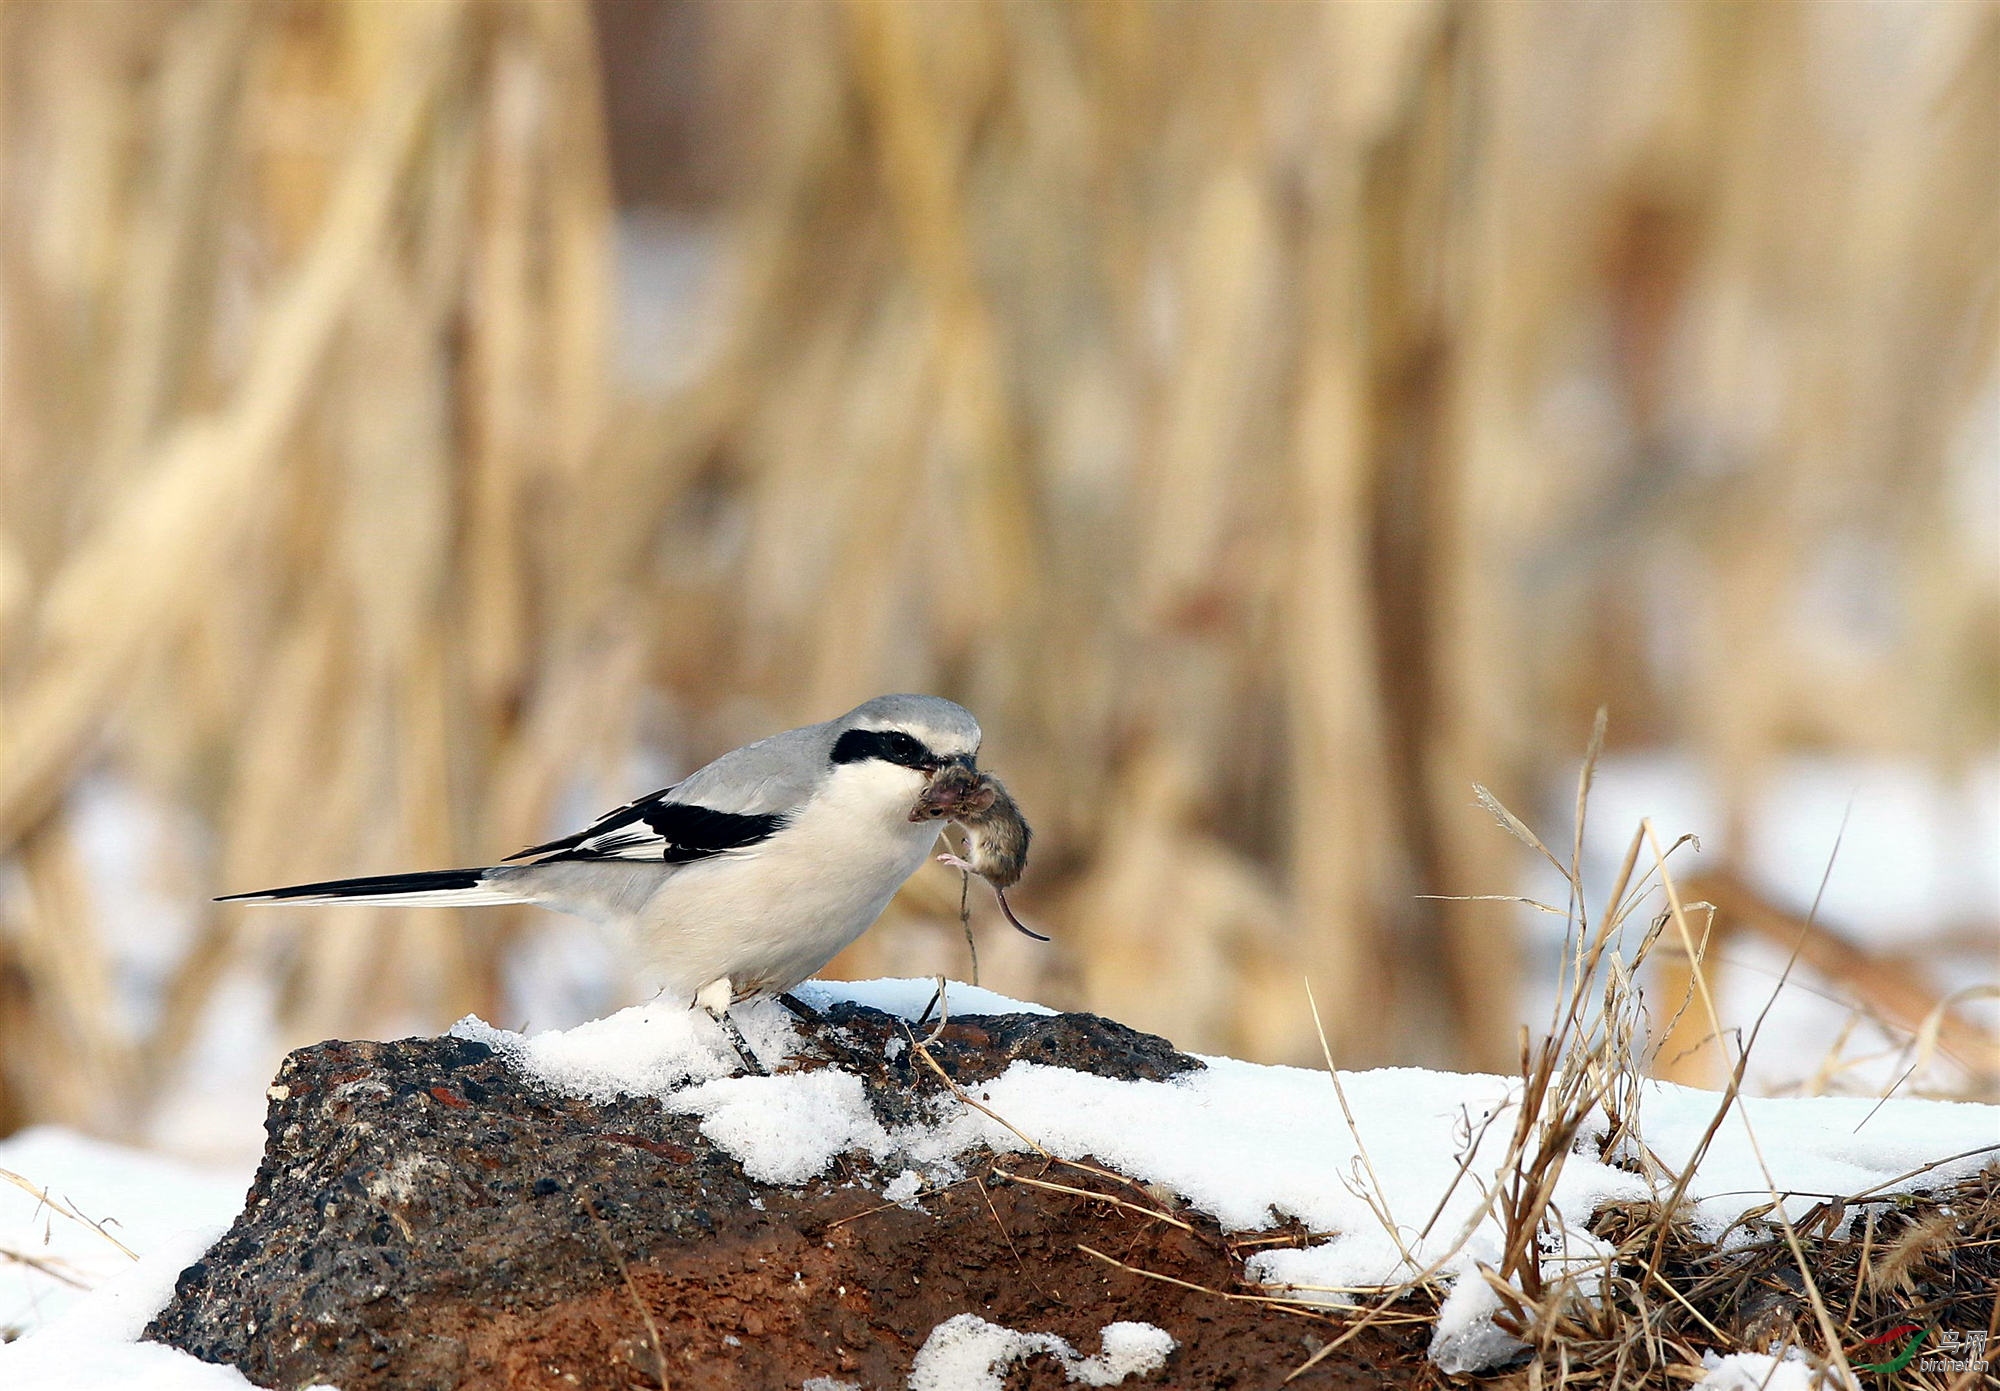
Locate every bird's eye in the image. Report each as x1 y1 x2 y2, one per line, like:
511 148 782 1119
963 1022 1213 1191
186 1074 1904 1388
830 727 936 768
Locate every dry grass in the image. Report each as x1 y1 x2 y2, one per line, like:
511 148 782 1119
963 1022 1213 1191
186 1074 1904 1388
877 746 2000 1386
0 0 1993 1142
0 1160 141 1336
1272 737 2000 1387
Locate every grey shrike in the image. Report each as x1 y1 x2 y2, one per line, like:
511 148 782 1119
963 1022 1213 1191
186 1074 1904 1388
220 694 1034 1071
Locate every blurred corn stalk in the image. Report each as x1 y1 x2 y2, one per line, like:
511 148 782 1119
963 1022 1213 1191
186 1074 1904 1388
0 0 1994 1140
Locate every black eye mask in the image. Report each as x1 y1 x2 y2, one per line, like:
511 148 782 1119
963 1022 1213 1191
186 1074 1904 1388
830 728 954 772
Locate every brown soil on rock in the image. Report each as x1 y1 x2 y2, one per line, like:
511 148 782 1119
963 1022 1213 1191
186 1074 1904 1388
452 1169 1427 1390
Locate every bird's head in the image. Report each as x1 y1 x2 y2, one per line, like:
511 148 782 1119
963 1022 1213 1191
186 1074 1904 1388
827 694 982 796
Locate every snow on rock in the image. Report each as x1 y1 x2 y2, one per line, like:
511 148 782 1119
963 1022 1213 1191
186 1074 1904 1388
665 1067 891 1185
30 977 1970 1388
883 1168 926 1205
445 976 1051 1103
456 978 2000 1377
790 977 1058 1020
907 1313 1176 1390
449 996 796 1098
1073 1322 1181 1385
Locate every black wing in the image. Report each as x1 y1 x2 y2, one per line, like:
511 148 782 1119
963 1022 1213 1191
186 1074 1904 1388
509 792 788 865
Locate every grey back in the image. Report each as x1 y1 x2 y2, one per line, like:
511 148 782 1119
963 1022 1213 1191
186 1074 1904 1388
668 694 980 816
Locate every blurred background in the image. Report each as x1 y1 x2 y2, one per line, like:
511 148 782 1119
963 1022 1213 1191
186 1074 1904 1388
0 0 1994 1171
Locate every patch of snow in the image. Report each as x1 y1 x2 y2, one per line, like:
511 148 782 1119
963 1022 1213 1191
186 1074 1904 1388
1073 1322 1179 1386
1426 1253 1528 1374
448 980 1056 1179
451 994 803 1099
0 1128 270 1389
666 1069 890 1186
906 1313 1174 1390
0 1330 264 1390
1696 1348 1839 1391
0 1127 249 1340
883 1169 925 1205
0 1225 289 1390
790 977 1058 1019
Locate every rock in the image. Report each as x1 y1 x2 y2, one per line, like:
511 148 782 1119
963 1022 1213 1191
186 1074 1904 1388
142 1005 1255 1391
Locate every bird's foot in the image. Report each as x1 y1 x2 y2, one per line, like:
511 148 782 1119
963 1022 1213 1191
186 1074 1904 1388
776 992 824 1025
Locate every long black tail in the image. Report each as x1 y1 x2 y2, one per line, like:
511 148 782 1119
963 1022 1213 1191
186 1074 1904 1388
216 868 524 908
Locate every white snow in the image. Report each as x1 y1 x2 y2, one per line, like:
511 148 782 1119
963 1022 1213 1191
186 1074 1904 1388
0 1227 266 1390
1426 1273 1529 1374
790 978 1058 1020
906 1314 1175 1390
0 1127 248 1340
0 1128 264 1389
446 977 1058 1184
1695 1348 1833 1391
883 1168 926 1205
668 1068 888 1186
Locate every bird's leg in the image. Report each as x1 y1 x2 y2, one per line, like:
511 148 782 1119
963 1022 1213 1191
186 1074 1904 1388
776 992 823 1025
714 1012 767 1077
696 977 766 1076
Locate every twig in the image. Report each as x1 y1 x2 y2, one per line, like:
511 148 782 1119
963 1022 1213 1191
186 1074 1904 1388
583 1196 669 1390
974 1173 1048 1298
1304 978 1419 1273
957 831 978 984
0 1168 138 1261
1075 1243 1346 1317
0 1245 95 1288
993 1167 1195 1234
823 1173 979 1230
